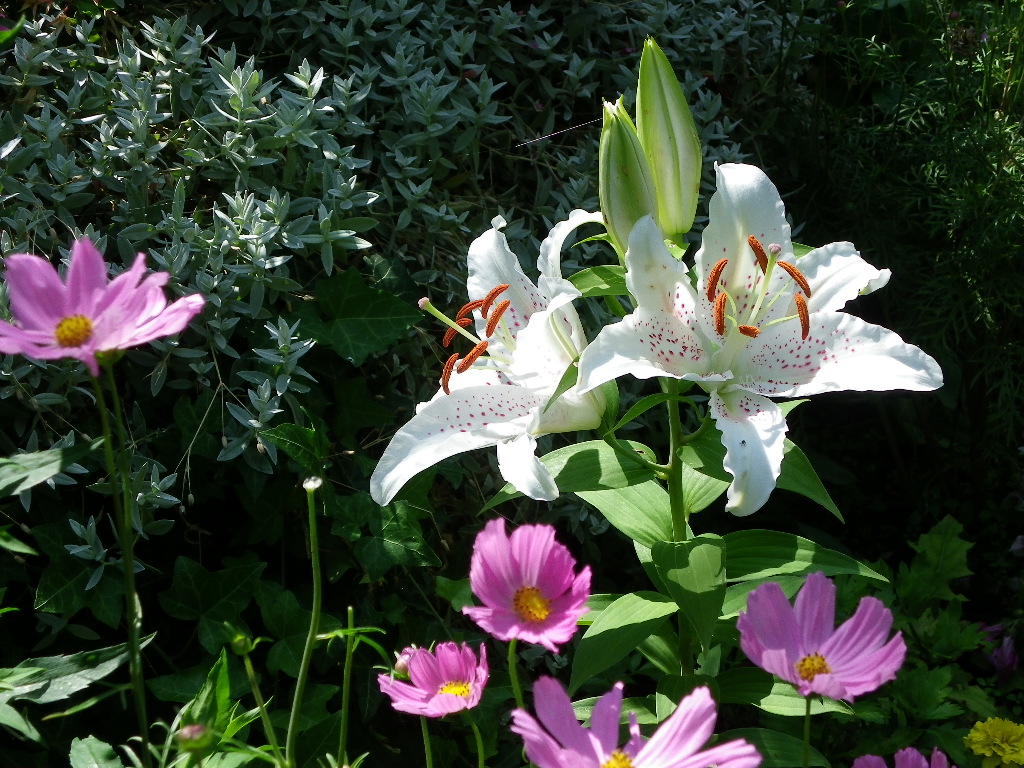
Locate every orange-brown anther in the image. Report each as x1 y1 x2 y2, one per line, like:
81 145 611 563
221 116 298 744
748 235 768 273
442 317 473 348
713 292 728 336
777 261 812 297
455 299 485 322
738 324 761 338
480 284 510 318
456 340 489 373
706 258 729 302
794 293 810 340
441 353 460 395
485 299 511 337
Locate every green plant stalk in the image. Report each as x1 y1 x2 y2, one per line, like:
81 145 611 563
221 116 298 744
803 694 811 768
337 606 356 765
466 715 486 768
92 371 150 768
421 716 434 768
664 379 689 542
285 483 325 768
507 638 525 711
241 651 287 767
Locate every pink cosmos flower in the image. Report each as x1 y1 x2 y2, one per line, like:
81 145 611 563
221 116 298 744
377 642 488 717
511 677 762 768
737 571 905 700
462 518 591 653
0 238 204 376
853 747 955 768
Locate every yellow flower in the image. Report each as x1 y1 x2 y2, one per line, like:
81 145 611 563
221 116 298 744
965 718 1024 768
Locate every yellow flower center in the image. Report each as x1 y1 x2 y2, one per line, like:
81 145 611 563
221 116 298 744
602 750 635 768
513 585 551 623
795 652 831 682
54 314 94 347
438 680 471 698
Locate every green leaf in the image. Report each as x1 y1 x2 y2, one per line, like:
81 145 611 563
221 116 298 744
0 439 103 497
354 501 440 580
606 392 685 433
717 667 853 716
577 480 672 548
724 530 886 583
483 439 656 511
776 441 843 522
569 592 677 693
293 268 421 366
183 650 232 732
260 423 329 475
569 265 627 297
0 636 153 707
158 558 265 653
257 583 342 677
679 461 729 515
34 556 90 616
718 728 830 768
0 701 39 741
0 526 38 556
652 535 726 654
435 576 473 611
69 736 126 768
541 361 579 415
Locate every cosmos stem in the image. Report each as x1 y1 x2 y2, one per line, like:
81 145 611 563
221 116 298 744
285 482 325 768
466 714 487 768
508 637 526 710
92 369 151 768
803 694 812 768
421 716 434 768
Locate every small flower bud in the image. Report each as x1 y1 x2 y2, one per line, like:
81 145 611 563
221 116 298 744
175 724 214 753
303 476 323 491
394 645 418 678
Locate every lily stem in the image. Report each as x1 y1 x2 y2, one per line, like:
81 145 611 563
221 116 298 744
664 379 689 542
507 637 525 711
285 481 324 768
93 371 150 768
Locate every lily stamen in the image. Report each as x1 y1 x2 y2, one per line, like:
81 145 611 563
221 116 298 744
456 299 485 322
441 353 460 395
456 340 490 373
776 261 812 297
485 299 511 338
748 235 768 273
794 293 810 339
443 317 473 348
714 292 728 336
481 283 510 317
706 258 728 302
738 324 761 338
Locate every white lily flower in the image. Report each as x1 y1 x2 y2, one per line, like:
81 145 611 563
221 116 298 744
370 210 606 506
577 163 943 516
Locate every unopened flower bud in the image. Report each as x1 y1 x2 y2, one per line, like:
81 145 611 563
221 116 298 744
303 476 323 491
394 645 418 678
599 97 658 260
636 38 703 240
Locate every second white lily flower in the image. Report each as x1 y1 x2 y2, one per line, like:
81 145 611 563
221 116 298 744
577 163 943 516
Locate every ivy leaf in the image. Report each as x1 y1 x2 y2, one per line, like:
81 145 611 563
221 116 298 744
354 501 440 580
293 268 421 366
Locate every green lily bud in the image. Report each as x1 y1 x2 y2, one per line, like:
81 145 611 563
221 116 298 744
636 38 702 239
598 97 658 261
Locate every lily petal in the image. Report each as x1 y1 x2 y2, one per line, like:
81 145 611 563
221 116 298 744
796 242 890 314
496 431 559 501
537 209 603 308
369 386 539 505
738 313 943 398
709 389 788 516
